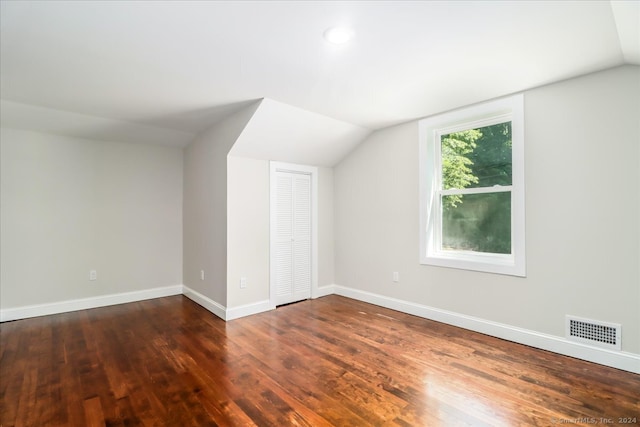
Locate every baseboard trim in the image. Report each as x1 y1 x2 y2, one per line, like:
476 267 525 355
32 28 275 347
4 282 637 373
333 285 640 374
226 300 274 321
0 285 183 322
312 284 336 299
182 286 226 320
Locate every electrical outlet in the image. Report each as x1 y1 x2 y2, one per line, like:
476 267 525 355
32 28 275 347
240 277 247 289
200 270 205 281
89 270 97 281
392 272 399 282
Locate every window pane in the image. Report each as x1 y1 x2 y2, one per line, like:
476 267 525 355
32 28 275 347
441 122 512 190
442 192 511 254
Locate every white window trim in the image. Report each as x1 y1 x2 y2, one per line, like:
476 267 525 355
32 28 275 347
419 94 526 277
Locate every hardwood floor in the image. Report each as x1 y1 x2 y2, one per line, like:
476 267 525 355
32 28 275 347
1 295 638 426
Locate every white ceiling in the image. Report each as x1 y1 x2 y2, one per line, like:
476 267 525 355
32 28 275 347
0 99 196 147
230 98 371 166
1 1 638 148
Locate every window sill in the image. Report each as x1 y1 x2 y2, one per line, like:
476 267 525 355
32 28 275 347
421 252 526 277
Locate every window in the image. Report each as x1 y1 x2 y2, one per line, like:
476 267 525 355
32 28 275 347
419 94 525 276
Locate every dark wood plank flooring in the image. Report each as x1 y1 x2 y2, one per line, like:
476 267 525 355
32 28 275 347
1 295 638 426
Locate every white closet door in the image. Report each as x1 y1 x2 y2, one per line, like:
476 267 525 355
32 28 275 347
292 174 311 299
274 171 311 305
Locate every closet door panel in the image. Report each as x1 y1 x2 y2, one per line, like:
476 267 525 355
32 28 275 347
273 171 311 306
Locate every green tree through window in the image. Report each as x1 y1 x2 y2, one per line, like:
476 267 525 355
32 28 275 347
440 122 512 254
441 129 480 207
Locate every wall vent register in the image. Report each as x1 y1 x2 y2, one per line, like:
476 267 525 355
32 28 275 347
566 315 621 351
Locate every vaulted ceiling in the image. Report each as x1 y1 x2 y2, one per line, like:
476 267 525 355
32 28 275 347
1 1 638 156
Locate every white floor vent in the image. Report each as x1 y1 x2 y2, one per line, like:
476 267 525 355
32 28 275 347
566 315 621 350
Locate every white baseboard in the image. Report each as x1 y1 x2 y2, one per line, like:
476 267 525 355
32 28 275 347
0 285 183 322
3 282 637 373
182 286 226 320
333 285 640 374
2 284 279 324
312 284 336 299
226 300 274 320
182 286 273 321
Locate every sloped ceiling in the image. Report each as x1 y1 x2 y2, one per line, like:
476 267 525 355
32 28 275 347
1 1 638 157
0 99 195 147
611 0 640 64
230 98 371 167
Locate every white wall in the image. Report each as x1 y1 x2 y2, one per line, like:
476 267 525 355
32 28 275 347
183 102 260 306
185 100 337 315
0 128 183 310
334 65 640 355
318 167 335 290
226 156 270 307
226 156 335 310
